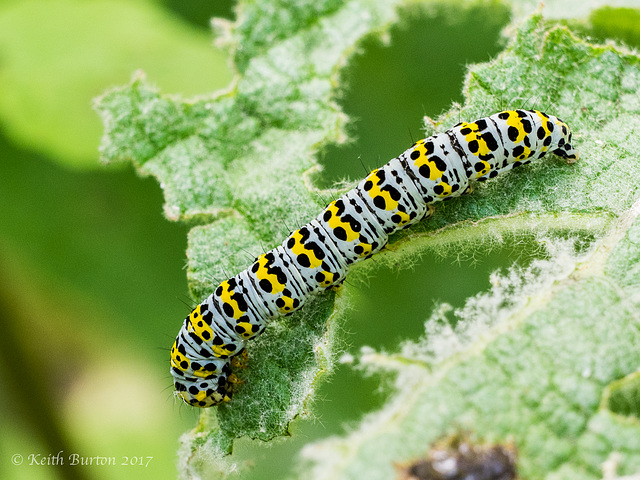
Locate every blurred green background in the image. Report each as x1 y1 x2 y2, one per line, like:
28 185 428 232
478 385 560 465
1 1 638 479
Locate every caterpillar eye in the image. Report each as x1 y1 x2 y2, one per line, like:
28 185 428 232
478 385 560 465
170 110 575 407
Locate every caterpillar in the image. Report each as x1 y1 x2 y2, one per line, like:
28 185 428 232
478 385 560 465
170 109 578 407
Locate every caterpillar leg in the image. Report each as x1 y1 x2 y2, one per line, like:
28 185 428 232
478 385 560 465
227 348 249 393
461 184 474 196
227 373 245 397
423 204 435 220
231 349 249 369
228 350 248 394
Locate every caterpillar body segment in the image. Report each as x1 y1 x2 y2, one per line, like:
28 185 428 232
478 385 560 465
170 109 577 407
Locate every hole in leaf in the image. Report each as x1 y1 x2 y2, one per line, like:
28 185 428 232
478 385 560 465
315 2 511 189
603 371 640 419
160 0 235 29
587 7 640 49
345 235 550 349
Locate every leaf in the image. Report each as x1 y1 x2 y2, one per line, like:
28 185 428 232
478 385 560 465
93 0 640 478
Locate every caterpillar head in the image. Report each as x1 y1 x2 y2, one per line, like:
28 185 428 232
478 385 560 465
550 115 578 162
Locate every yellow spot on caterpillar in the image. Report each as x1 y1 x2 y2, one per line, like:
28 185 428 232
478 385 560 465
396 211 412 225
504 112 528 143
277 296 296 313
364 169 399 211
515 147 531 160
212 343 235 357
437 181 453 195
253 254 286 293
475 160 491 178
236 321 255 339
170 340 189 371
289 230 323 268
217 281 246 319
324 202 360 242
410 142 446 181
319 271 335 286
460 121 493 158
193 390 208 402
357 243 372 257
193 365 217 378
186 305 215 341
